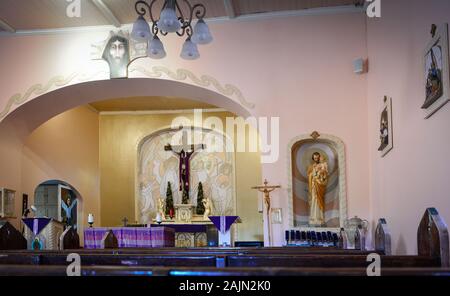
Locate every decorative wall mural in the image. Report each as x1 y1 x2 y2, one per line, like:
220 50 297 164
0 66 254 122
288 132 347 229
137 128 236 224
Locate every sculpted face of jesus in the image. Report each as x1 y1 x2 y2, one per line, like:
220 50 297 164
102 35 130 79
110 40 126 64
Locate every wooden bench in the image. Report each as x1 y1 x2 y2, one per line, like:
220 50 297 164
0 253 217 267
0 265 449 276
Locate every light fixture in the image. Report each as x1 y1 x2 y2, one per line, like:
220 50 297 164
132 0 213 60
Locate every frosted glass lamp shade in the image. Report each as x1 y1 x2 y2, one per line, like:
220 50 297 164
180 37 200 60
158 7 181 33
192 19 213 44
132 15 151 40
148 35 166 59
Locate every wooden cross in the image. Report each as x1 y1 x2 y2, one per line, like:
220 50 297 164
252 179 281 246
165 128 205 195
122 217 128 227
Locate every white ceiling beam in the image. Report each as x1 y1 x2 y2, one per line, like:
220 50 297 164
223 0 237 19
0 17 15 33
0 5 364 37
90 0 121 28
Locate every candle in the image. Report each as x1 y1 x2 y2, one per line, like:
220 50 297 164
88 213 94 225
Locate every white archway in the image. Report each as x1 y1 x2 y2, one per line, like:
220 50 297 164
1 78 252 143
0 78 254 233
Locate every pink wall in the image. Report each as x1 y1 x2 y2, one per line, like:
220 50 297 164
21 106 100 234
0 13 370 246
367 0 450 254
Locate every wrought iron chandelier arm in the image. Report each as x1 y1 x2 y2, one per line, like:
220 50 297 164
175 1 188 27
135 0 158 25
176 25 193 37
179 1 206 29
191 3 206 20
151 23 160 35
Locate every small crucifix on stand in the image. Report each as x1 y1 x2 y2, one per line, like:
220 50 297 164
122 217 128 227
252 179 281 246
164 127 206 203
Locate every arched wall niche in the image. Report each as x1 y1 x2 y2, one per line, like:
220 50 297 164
287 132 348 230
135 126 237 225
33 179 83 231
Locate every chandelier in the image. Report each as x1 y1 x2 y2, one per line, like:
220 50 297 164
131 0 213 60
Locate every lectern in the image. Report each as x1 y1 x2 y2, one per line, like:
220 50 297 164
22 218 65 250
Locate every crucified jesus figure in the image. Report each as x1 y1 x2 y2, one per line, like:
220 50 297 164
252 179 281 246
165 128 205 203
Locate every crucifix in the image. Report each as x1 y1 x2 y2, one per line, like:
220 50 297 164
165 128 205 203
252 179 281 246
122 217 128 227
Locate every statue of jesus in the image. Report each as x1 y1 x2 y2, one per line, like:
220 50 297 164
307 152 328 226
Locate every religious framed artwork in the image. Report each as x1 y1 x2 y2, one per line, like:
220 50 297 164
287 132 348 231
271 208 283 224
378 96 393 157
422 23 450 118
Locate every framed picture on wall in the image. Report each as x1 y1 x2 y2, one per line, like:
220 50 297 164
422 23 450 118
378 96 393 157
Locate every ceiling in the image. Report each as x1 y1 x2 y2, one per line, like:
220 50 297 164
89 96 218 112
0 0 360 32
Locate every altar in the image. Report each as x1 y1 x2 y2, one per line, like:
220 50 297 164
84 226 175 249
151 222 218 247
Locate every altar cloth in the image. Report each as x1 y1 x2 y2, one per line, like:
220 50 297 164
22 218 52 235
209 216 239 233
84 226 175 249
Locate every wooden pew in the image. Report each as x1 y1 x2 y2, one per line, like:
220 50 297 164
226 254 440 268
0 265 449 276
0 221 27 250
417 208 449 267
0 253 217 267
59 226 80 250
0 247 379 256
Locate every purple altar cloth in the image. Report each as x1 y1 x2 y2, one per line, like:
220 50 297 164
84 227 175 249
22 218 52 235
150 224 207 233
209 216 239 234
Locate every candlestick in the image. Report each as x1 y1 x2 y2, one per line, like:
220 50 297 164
88 213 94 228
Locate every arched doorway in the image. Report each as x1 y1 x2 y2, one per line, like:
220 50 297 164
33 180 82 231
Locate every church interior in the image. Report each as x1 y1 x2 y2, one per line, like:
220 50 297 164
0 0 450 281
